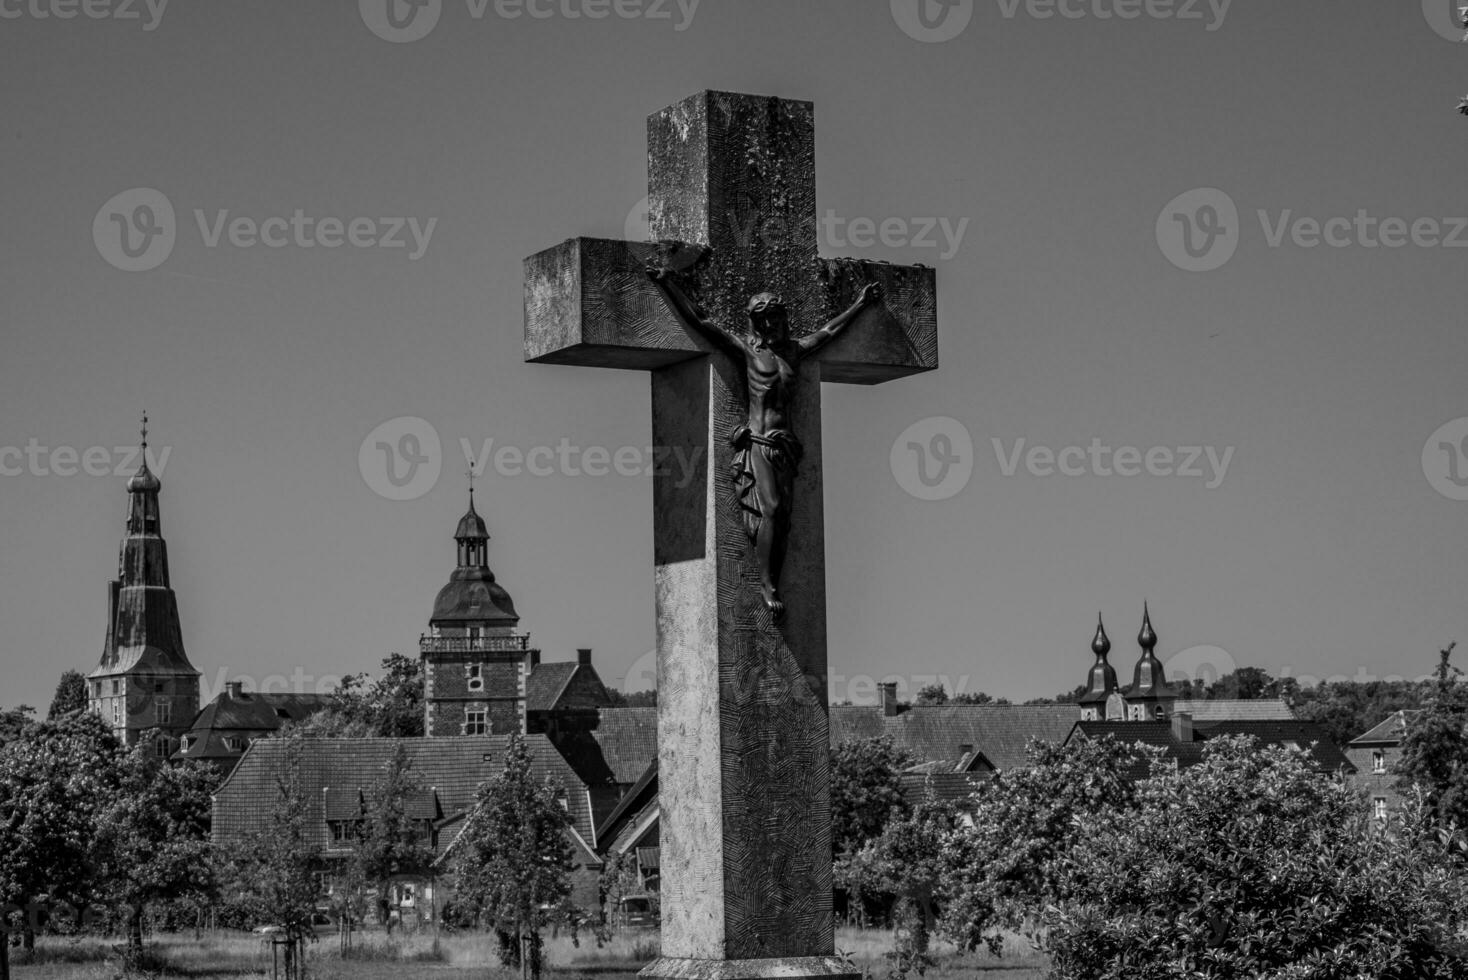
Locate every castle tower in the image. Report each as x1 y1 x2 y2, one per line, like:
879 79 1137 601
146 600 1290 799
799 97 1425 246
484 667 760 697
1123 602 1178 721
88 416 201 752
1076 613 1120 722
419 482 536 736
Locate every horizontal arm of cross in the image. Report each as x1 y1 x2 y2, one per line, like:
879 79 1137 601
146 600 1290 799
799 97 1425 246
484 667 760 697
524 238 939 384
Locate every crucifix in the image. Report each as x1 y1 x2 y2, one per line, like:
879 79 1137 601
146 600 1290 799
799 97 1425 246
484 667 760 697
523 90 940 979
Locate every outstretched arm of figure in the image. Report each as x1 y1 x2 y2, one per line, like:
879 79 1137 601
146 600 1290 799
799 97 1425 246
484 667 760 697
646 264 746 357
798 282 883 355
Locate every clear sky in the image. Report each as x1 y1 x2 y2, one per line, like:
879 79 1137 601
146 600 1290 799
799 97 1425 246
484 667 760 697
2 0 1466 714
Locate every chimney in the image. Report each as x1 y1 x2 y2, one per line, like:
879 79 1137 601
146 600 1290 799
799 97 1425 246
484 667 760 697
226 681 244 700
1172 712 1193 744
959 743 974 757
577 648 593 666
880 682 900 718
527 650 541 669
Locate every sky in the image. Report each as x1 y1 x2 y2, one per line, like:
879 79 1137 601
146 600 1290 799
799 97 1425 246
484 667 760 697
2 0 1467 714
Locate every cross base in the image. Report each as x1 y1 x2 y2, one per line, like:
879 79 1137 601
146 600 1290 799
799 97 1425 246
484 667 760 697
640 956 860 980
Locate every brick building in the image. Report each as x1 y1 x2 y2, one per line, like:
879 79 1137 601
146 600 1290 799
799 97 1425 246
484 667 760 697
1347 711 1418 820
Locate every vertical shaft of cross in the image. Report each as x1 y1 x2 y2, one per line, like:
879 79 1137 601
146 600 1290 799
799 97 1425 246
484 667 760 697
647 93 839 969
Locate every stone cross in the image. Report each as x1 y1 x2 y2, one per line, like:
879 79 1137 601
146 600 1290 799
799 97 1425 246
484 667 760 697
523 90 939 980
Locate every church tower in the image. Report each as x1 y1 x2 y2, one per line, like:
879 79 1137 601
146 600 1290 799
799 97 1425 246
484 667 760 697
1123 602 1178 721
88 416 201 752
1076 613 1121 722
420 483 536 737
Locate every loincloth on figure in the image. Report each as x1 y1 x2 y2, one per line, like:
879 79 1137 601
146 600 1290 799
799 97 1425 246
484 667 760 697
728 424 802 540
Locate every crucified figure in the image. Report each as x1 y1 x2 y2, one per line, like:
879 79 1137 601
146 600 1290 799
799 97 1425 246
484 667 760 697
647 257 884 617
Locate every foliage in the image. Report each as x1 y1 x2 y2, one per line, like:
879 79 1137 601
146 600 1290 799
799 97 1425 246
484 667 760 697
0 712 120 980
939 736 1150 953
0 706 35 748
914 684 1010 706
215 737 320 977
279 654 424 739
345 741 437 935
595 849 642 936
1290 677 1425 749
92 746 218 958
1021 684 1086 706
1043 736 1468 979
450 736 577 980
1396 643 1468 833
830 736 915 860
601 689 657 708
45 672 88 721
837 796 964 977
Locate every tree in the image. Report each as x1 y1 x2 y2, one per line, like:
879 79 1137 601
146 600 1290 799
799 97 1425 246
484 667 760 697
0 707 33 750
836 796 962 976
914 684 948 706
0 712 120 980
217 738 320 979
939 736 1150 954
45 673 87 721
830 736 915 861
93 746 217 963
346 741 437 937
1396 643 1468 832
1044 736 1468 979
450 736 577 980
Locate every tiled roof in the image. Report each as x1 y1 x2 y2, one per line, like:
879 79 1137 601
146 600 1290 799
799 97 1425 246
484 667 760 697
590 708 659 785
1173 699 1296 721
1350 710 1422 746
830 705 1082 771
526 663 579 712
899 771 992 805
175 692 336 761
1070 719 1354 775
211 735 593 861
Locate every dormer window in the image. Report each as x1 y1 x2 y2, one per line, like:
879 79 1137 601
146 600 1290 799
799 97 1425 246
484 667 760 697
224 736 245 753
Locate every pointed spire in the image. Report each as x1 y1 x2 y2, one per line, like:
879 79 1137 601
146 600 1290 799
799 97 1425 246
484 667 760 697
127 411 160 494
1138 600 1157 654
1091 612 1111 657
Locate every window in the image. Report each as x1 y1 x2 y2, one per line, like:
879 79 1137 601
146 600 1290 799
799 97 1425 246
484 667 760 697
1153 704 1166 720
156 700 172 724
467 663 484 692
154 681 165 693
1374 797 1388 821
465 710 488 736
93 682 101 697
154 737 171 759
179 736 193 752
224 736 244 752
329 820 362 844
112 702 121 725
1372 751 1385 774
111 680 121 695
468 627 481 641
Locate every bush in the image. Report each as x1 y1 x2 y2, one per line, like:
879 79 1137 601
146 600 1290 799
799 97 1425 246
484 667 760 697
1043 736 1468 979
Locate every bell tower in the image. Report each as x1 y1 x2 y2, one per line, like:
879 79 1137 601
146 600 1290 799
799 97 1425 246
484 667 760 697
88 415 201 751
419 474 536 737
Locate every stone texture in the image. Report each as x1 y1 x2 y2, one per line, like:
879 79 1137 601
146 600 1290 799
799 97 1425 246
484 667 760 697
521 90 938 977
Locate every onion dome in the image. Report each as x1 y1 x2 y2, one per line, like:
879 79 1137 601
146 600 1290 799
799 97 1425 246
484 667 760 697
1077 612 1119 705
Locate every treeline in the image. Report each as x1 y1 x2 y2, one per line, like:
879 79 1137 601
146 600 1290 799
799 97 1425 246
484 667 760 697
827 646 1468 979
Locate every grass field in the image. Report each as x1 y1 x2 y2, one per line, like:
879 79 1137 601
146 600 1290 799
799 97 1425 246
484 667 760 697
9 926 1047 979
